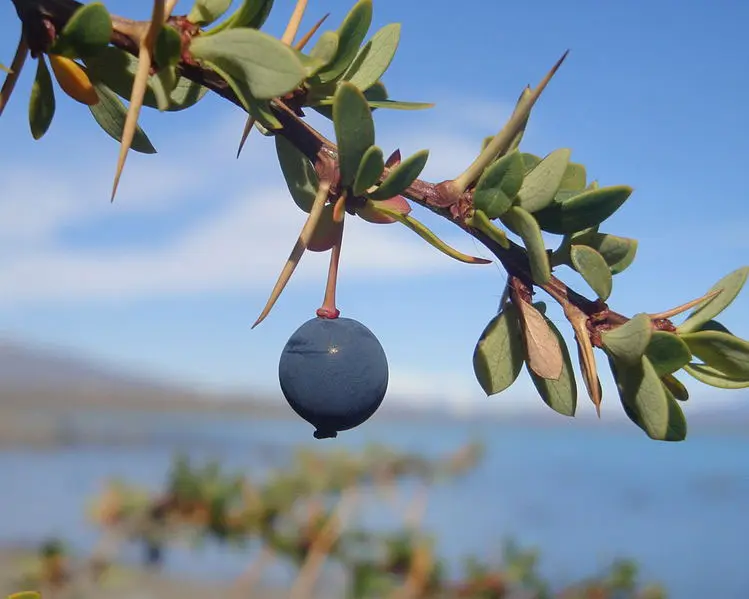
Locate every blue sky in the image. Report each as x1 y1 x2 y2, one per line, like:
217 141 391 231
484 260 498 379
0 0 747 416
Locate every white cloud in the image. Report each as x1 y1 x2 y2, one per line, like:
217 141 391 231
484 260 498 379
0 96 519 305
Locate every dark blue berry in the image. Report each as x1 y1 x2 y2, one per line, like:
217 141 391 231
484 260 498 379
278 317 389 439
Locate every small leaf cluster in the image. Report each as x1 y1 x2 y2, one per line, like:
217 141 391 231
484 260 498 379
474 268 749 441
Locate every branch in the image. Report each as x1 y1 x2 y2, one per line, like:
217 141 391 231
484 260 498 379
10 0 664 342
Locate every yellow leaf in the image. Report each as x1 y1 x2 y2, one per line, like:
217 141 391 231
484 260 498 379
48 54 98 105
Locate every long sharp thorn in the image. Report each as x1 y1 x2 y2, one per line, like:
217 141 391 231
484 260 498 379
236 116 256 159
649 289 722 320
452 50 569 194
111 0 167 202
252 182 331 328
282 0 309 45
295 13 330 50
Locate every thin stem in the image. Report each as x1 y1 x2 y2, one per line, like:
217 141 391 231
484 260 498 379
317 194 346 319
0 34 28 117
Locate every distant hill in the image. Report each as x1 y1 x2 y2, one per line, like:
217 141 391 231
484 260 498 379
0 339 746 432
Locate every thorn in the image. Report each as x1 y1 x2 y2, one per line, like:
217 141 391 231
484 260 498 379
649 289 722 321
236 116 256 159
0 35 28 118
281 0 309 45
295 13 330 50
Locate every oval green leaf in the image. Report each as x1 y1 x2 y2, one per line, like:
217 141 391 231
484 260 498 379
683 362 749 389
473 304 525 396
559 161 587 191
190 28 306 99
613 356 682 441
500 206 550 285
661 373 689 401
50 2 112 58
601 313 653 366
29 56 56 140
569 244 612 301
516 148 571 213
534 185 633 235
208 0 273 33
680 330 749 379
526 315 577 416
353 145 385 196
367 149 429 200
472 151 525 218
154 25 183 69
308 31 339 73
344 23 401 92
645 331 691 377
88 81 157 154
317 0 373 84
333 82 375 187
571 232 638 275
84 47 207 112
275 135 319 212
188 0 233 26
677 266 749 334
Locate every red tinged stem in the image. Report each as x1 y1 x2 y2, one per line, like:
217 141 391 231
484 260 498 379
316 195 346 319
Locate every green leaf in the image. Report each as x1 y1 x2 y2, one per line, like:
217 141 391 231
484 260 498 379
683 363 749 389
190 28 306 99
317 0 373 84
677 266 749 334
150 65 177 111
516 148 571 213
698 319 733 334
559 162 586 191
527 315 577 416
368 203 490 265
84 47 207 111
500 206 550 285
29 56 56 140
472 151 525 219
367 149 429 200
344 23 401 92
601 313 652 366
188 0 233 26
521 153 541 172
473 304 525 395
88 81 157 154
364 99 433 110
154 25 182 69
612 356 685 441
333 82 375 187
50 2 112 58
661 373 689 401
308 31 339 74
353 145 385 196
571 232 638 274
275 136 319 212
533 185 633 235
645 331 691 377
569 244 612 300
680 330 749 379
208 0 273 33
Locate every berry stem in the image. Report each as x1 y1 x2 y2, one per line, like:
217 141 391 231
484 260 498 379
317 194 347 319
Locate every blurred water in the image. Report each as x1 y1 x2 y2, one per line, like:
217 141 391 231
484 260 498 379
1 410 748 598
